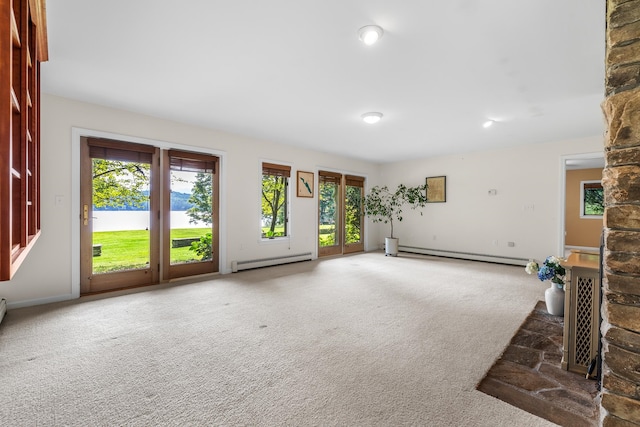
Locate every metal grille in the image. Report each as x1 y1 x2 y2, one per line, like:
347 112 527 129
574 275 596 367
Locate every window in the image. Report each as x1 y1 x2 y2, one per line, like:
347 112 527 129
261 162 290 238
580 180 604 218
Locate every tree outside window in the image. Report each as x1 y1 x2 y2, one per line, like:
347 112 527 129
262 163 290 238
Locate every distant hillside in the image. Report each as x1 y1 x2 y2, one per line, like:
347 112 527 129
94 191 193 211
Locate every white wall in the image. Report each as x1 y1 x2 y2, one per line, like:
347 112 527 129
378 136 604 263
0 94 381 307
0 93 604 307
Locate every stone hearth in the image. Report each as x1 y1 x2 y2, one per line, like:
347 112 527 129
477 301 599 426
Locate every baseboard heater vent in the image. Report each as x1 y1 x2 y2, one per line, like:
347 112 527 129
0 298 6 326
399 245 529 266
231 252 313 272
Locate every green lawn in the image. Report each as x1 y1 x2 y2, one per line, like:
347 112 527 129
93 228 210 273
93 225 356 273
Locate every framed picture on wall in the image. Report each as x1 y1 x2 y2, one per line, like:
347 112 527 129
297 171 314 197
426 176 446 202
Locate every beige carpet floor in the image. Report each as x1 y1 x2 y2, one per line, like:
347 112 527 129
0 252 557 426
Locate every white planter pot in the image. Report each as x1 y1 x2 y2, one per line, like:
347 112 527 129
545 282 565 316
385 237 399 257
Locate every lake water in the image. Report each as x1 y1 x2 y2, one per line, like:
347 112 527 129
93 211 208 232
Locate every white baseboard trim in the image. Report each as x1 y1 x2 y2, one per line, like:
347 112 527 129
231 252 313 272
399 245 529 266
7 294 76 310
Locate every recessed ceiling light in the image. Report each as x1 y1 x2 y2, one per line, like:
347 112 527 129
361 112 383 124
358 25 384 46
483 120 495 128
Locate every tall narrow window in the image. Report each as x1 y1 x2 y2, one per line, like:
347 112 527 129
344 175 365 252
261 163 290 238
318 171 341 254
163 150 219 280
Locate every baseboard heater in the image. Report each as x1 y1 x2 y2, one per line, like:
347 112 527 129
231 252 313 272
0 298 6 326
399 245 529 266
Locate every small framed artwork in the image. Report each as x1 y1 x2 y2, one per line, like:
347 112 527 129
297 171 314 197
426 176 446 203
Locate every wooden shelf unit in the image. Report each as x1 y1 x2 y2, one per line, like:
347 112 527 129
1 0 48 281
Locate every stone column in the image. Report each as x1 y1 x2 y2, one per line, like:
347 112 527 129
601 1 640 425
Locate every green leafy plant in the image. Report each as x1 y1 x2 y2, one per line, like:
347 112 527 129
363 183 428 238
190 232 213 260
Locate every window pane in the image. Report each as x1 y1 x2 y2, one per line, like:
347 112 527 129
169 170 213 264
262 174 288 238
345 185 363 244
91 159 151 273
582 181 604 217
319 181 338 247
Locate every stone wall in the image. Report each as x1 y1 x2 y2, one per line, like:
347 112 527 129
601 1 640 425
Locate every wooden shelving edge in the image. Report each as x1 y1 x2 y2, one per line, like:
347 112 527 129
1 0 47 281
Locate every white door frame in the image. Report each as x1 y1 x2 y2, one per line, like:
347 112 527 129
558 151 605 257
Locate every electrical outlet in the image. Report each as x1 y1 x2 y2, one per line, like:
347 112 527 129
493 239 499 246
508 242 515 247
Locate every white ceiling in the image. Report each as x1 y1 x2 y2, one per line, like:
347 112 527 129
42 0 606 164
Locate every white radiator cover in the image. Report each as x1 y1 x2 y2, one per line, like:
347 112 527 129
231 252 313 272
399 245 529 266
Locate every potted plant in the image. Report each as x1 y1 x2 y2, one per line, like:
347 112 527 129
363 183 428 256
